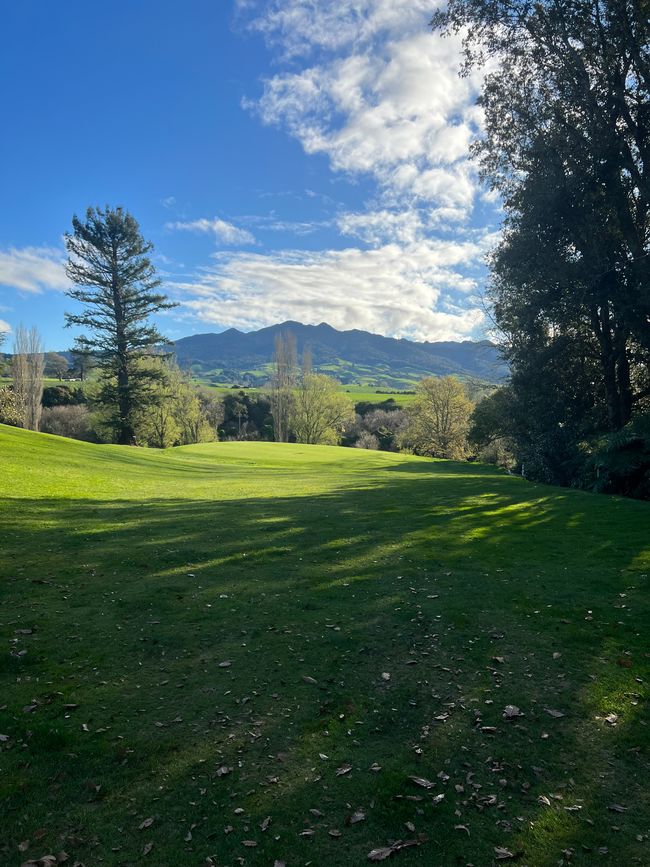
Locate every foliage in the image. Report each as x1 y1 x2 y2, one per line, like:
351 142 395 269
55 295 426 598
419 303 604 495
40 404 96 441
292 373 355 444
44 352 70 380
354 430 379 450
221 391 273 440
345 406 408 451
64 206 177 444
134 359 220 449
70 343 96 381
402 376 473 459
433 0 650 493
42 385 86 408
587 412 650 500
469 388 516 468
0 387 21 426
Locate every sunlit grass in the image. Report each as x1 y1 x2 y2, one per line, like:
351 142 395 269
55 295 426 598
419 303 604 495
0 424 648 866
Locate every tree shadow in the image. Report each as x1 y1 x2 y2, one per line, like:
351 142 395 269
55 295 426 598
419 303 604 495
0 460 648 865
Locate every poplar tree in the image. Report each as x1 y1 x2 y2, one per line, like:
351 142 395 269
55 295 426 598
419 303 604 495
64 206 177 444
270 330 297 442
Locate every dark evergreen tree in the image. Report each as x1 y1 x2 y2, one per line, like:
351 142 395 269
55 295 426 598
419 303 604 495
434 0 650 489
64 206 177 444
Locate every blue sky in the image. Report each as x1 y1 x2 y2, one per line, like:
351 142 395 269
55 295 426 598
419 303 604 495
0 0 500 351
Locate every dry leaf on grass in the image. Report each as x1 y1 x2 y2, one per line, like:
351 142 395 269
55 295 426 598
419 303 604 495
409 776 434 789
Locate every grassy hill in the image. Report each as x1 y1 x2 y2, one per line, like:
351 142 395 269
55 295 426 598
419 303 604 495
1 426 648 866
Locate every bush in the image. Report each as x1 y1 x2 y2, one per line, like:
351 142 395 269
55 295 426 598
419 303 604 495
355 431 380 450
40 405 96 441
42 385 86 408
586 413 650 500
0 387 21 426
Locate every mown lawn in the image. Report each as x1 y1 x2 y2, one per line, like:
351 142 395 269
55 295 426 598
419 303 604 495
0 424 648 866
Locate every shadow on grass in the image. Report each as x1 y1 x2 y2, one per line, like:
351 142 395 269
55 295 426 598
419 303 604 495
0 464 648 865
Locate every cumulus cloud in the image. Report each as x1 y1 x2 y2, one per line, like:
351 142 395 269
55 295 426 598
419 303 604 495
166 217 256 245
0 318 11 334
0 246 68 294
170 234 490 342
242 1 485 215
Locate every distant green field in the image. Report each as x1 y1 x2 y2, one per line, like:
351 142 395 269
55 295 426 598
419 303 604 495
1 426 648 865
196 381 417 405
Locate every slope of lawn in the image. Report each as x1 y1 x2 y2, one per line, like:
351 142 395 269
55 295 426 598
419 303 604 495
0 424 648 866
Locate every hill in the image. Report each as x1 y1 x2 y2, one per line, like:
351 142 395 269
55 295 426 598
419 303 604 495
1 425 648 866
173 321 508 386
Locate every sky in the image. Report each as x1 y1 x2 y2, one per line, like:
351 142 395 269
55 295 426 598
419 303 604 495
0 0 501 351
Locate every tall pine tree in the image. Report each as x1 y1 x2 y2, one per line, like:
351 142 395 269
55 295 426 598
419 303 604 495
65 206 177 444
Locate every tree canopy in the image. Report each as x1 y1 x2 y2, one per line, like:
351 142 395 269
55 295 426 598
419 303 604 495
434 0 650 488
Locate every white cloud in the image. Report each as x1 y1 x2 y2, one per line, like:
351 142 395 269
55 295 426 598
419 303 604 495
0 246 68 294
166 217 256 245
243 3 485 215
170 234 490 342
0 318 11 334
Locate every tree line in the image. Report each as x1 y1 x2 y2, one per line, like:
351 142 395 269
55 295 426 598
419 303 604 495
432 0 650 499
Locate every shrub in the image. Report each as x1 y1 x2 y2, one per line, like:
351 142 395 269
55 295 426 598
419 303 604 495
40 405 96 441
0 387 22 426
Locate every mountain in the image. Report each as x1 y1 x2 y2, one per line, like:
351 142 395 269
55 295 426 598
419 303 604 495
173 321 507 387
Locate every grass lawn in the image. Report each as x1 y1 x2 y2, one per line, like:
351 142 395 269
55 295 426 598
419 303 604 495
0 425 648 866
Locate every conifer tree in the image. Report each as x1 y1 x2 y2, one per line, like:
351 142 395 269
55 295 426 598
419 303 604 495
64 206 177 444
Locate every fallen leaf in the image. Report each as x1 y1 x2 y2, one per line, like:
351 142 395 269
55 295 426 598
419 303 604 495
260 816 271 831
409 776 434 789
328 829 342 838
503 705 522 719
218 660 232 668
608 803 627 813
544 708 565 719
494 847 517 860
368 847 394 861
142 842 153 856
349 810 366 824
336 763 352 776
138 818 154 830
302 676 317 685
242 840 257 847
381 672 391 681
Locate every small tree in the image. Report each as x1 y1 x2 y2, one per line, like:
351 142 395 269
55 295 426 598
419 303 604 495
292 374 354 445
45 352 70 380
40 405 94 441
403 376 473 459
64 206 177 444
70 341 96 381
134 358 218 448
12 325 45 431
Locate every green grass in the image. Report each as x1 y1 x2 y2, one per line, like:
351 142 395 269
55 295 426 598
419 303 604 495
0 425 648 866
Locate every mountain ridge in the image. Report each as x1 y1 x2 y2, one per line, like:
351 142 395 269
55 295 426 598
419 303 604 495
174 321 507 386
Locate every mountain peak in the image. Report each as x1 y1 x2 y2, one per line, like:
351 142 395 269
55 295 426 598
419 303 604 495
174 321 507 386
